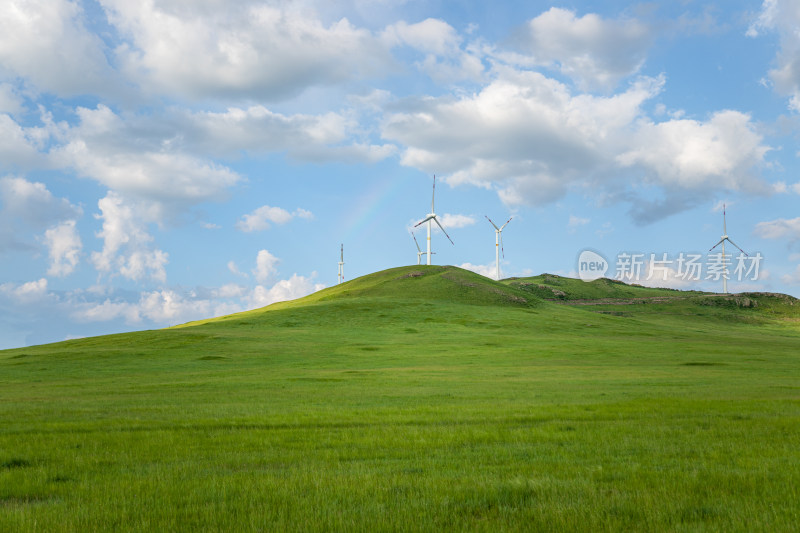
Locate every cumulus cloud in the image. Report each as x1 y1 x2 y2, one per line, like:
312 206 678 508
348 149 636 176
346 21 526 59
102 0 389 101
438 213 475 229
0 176 82 252
383 69 770 220
253 249 279 283
249 273 325 308
0 176 80 228
754 216 800 241
52 105 241 208
459 262 496 279
0 84 23 115
91 192 168 283
382 18 484 82
179 105 396 162
0 0 117 96
236 205 314 232
748 0 800 111
384 71 661 202
617 110 770 191
71 272 324 326
0 114 47 169
43 220 82 276
512 7 652 91
0 278 49 303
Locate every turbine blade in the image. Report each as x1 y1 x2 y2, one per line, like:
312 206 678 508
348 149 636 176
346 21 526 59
726 237 748 256
434 216 454 244
500 216 512 230
412 233 421 252
485 215 499 230
723 204 727 235
709 238 724 252
500 232 505 259
431 175 436 213
414 215 434 227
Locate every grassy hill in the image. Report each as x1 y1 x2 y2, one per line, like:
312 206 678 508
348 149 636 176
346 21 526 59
2 265 799 531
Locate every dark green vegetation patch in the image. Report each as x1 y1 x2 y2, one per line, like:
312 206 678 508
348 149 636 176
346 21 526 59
2 266 799 532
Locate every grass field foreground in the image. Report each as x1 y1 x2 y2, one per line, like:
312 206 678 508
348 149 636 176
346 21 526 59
2 266 799 531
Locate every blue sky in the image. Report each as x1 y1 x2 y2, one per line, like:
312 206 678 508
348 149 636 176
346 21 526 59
2 0 800 349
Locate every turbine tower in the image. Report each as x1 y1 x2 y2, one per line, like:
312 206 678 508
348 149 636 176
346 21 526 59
411 232 434 265
337 244 344 284
486 216 512 280
414 175 453 265
709 204 748 294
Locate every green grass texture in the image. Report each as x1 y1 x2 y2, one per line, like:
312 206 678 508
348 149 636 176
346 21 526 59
2 265 799 532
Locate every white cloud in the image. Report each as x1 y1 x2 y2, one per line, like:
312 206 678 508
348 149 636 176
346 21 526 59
748 0 800 111
249 273 325 308
213 283 247 299
384 68 770 221
91 192 168 283
0 0 116 96
0 114 45 169
754 216 800 241
180 105 397 163
782 265 800 285
0 176 82 252
228 261 246 277
72 274 324 326
617 110 770 191
0 176 80 227
52 105 241 208
0 278 49 303
102 0 389 101
44 220 82 277
568 215 590 232
253 249 279 283
458 262 496 278
384 69 650 204
514 7 652 90
382 18 484 82
0 84 23 115
438 213 475 229
236 205 314 232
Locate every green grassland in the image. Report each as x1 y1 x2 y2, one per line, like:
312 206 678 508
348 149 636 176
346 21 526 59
2 265 799 531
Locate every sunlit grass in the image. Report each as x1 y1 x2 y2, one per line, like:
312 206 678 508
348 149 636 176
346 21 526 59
2 266 799 531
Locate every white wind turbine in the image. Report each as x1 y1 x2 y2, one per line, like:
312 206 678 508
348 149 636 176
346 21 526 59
337 244 344 284
411 232 434 265
413 175 453 264
486 216 512 280
708 204 748 294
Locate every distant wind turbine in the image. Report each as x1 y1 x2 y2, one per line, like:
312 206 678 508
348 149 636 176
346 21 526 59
709 204 748 294
413 175 453 265
486 216 512 280
337 244 344 284
412 232 434 265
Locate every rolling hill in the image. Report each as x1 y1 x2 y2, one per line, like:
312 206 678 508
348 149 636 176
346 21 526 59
2 265 799 532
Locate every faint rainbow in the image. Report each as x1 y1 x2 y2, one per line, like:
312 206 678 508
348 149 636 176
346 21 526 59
339 175 412 245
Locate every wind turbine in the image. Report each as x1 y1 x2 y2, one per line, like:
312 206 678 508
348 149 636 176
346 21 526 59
411 232 434 265
486 216 512 280
337 244 344 284
413 175 453 265
709 204 748 294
